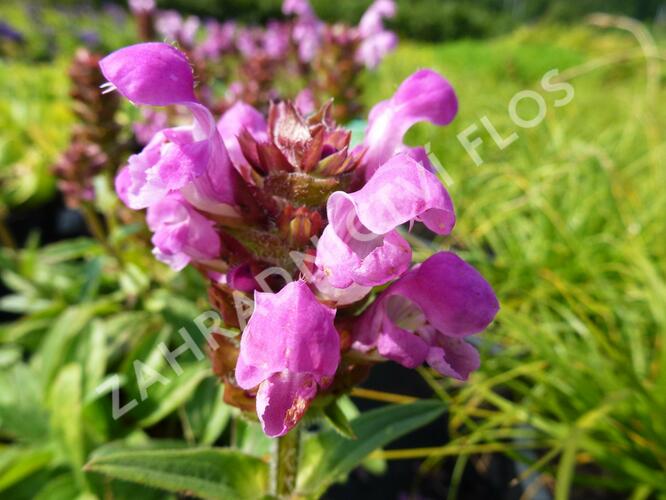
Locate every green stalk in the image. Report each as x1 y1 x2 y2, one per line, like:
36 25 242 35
271 426 301 499
80 202 122 263
0 216 16 249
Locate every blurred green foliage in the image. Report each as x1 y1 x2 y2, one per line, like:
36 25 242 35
0 2 136 214
0 60 69 213
154 0 664 41
17 0 665 43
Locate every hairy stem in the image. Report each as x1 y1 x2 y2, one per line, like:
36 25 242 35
271 426 301 498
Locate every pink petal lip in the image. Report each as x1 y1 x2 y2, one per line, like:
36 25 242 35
100 42 196 106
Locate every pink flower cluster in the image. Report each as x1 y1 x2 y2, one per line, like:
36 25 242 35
283 0 397 67
102 41 498 437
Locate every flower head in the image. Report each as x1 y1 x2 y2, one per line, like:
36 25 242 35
102 39 498 437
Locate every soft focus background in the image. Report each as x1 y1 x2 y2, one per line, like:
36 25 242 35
1 1 665 499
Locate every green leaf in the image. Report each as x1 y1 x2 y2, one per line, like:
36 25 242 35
235 419 273 458
49 363 87 491
322 400 356 439
337 396 386 475
0 269 38 296
185 379 231 446
39 238 100 264
33 474 79 500
37 305 97 387
0 346 21 368
0 294 50 313
298 400 446 497
137 365 209 428
0 316 52 344
0 446 53 492
81 320 108 398
79 257 103 301
0 364 49 443
85 447 269 499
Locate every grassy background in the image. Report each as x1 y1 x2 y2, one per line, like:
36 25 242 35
366 23 666 498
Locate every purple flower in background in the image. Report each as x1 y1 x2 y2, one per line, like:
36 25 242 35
78 30 100 48
283 0 323 62
294 88 316 115
263 21 291 59
146 192 221 271
101 42 253 219
133 108 169 145
195 20 236 60
353 252 499 379
282 0 315 17
235 281 339 437
356 30 397 69
128 0 156 15
315 154 455 288
362 69 458 179
234 23 290 60
356 0 397 69
155 10 200 47
235 27 260 58
358 0 396 37
104 4 129 26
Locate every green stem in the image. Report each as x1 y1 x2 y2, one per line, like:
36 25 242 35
271 427 301 499
0 217 16 250
80 202 121 263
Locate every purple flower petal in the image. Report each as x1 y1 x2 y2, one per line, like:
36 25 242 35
351 251 498 378
282 0 315 17
217 102 267 181
227 263 258 292
363 69 458 179
102 43 251 217
398 252 499 337
315 192 412 288
315 154 454 288
376 318 429 368
349 154 454 234
114 165 131 207
256 371 318 437
235 280 340 436
426 339 480 381
99 42 196 106
356 30 397 69
295 88 316 116
311 269 372 306
146 193 220 271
